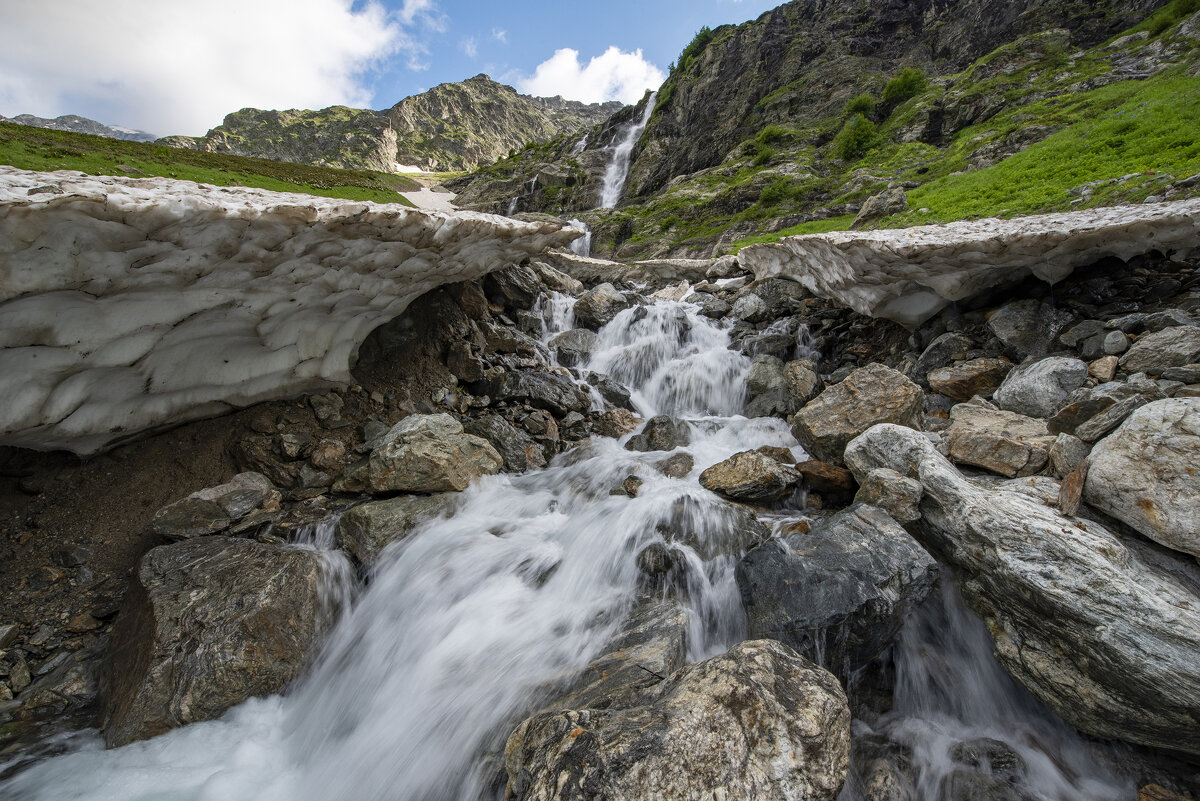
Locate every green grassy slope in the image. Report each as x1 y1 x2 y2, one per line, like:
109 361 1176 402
0 122 420 206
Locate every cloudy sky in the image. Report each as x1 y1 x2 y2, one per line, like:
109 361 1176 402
0 0 779 137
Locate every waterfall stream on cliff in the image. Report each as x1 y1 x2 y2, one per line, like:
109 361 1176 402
598 92 657 209
2 296 1134 801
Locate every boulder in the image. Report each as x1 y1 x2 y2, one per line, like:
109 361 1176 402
987 300 1074 360
927 358 1013 401
738 504 937 677
853 468 923 523
1048 433 1090 479
336 493 457 566
944 404 1054 477
785 360 824 408
791 364 924 464
795 460 859 506
653 452 694 479
483 264 541 311
504 640 851 801
1120 326 1200 375
844 424 1200 758
852 187 908 228
101 537 335 747
485 370 591 417
625 416 690 452
655 496 772 561
992 357 1088 418
573 283 634 330
150 472 280 540
464 415 547 473
368 414 503 493
700 450 800 502
1085 399 1200 559
745 355 789 418
1073 394 1148 442
593 409 640 439
912 333 974 387
731 293 769 323
548 328 596 368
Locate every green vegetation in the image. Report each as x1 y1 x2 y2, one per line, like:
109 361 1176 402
881 68 928 108
832 114 880 161
845 94 877 118
0 122 419 204
1130 0 1200 37
676 26 715 74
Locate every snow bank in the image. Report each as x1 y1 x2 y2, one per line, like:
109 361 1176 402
0 167 576 454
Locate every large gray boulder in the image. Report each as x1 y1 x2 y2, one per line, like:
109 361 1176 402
504 640 850 801
927 358 1013 401
573 283 635 330
987 300 1074 360
944 403 1055 477
699 450 801 503
992 357 1088 419
368 414 503 493
486 370 591 417
1085 398 1200 559
625 415 690 452
844 424 1200 758
791 363 924 464
737 504 937 678
1120 326 1200 375
464 415 547 473
101 537 335 747
548 328 596 368
336 493 457 566
150 472 280 540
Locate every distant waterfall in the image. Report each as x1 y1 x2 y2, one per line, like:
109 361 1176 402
598 91 658 209
569 134 589 156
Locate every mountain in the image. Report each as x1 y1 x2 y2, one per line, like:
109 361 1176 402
160 75 623 174
0 113 156 142
450 0 1200 259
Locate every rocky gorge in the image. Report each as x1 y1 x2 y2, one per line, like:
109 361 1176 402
0 153 1198 800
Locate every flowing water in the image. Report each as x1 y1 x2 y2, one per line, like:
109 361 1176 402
1 294 1136 800
566 218 592 257
598 91 657 209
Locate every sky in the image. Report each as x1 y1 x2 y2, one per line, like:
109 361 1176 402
0 0 781 137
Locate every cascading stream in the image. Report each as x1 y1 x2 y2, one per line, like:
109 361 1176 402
1 296 800 801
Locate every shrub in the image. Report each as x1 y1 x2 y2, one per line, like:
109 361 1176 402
753 144 777 166
756 124 789 145
758 175 796 206
832 114 880 161
677 26 714 73
845 94 877 118
881 68 928 107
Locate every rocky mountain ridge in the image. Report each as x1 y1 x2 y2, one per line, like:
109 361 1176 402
160 75 622 174
0 113 156 143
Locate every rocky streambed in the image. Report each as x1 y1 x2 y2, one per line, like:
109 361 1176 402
1 189 1200 799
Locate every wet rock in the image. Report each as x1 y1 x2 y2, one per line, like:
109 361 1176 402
368 413 503 493
844 424 1200 758
700 450 800 503
1085 399 1200 558
791 364 925 464
1048 433 1090 479
101 536 335 747
656 497 772 560
150 472 280 540
987 300 1074 359
593 409 640 439
913 333 974 387
653 452 694 479
1139 785 1193 801
992 357 1088 419
745 355 789 418
574 283 634 330
944 404 1054 478
487 370 591 417
927 358 1013 401
795 460 859 506
636 543 683 582
1121 326 1200 375
854 468 923 523
464 415 546 473
585 372 633 410
731 293 769 323
336 493 457 566
738 504 936 677
685 291 731 319
551 601 688 711
785 360 824 408
548 328 596 368
625 416 690 452
504 640 850 801
484 264 541 311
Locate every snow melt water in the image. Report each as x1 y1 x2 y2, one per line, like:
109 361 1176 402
598 92 657 209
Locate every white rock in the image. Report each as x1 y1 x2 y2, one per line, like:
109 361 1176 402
0 167 576 454
992 356 1088 419
740 200 1200 327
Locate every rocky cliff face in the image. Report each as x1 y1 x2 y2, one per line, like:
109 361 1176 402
164 75 621 174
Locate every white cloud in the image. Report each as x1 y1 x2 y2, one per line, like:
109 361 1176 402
516 47 665 105
492 28 508 43
461 37 479 59
0 0 441 136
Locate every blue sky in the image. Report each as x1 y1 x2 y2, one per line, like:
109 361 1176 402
0 0 780 137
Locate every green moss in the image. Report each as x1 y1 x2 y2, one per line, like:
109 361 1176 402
0 122 418 205
731 215 857 250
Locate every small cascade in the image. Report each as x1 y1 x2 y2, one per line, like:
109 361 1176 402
569 134 589 155
566 218 592 257
505 197 517 216
532 291 576 338
598 91 658 210
839 579 1132 801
